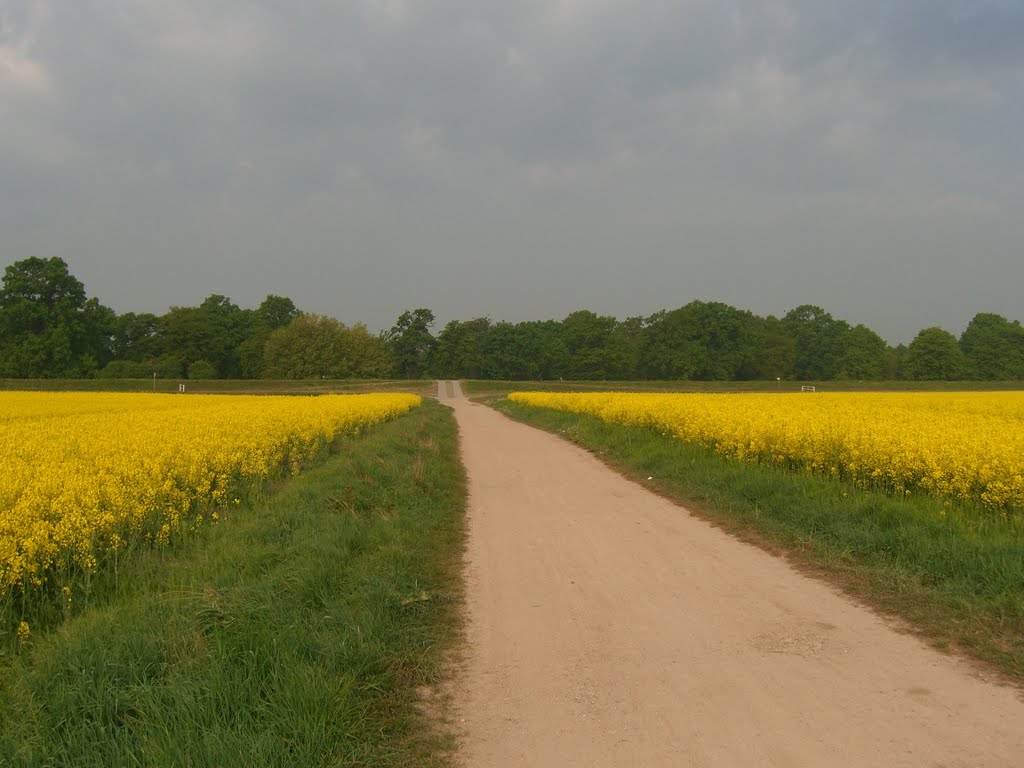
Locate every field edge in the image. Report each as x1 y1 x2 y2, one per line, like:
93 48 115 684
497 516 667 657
0 399 467 767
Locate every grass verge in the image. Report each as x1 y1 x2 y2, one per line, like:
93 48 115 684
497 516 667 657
0 378 436 396
493 397 1024 685
463 379 1024 395
0 400 464 767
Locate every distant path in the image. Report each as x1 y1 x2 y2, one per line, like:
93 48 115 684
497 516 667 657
436 381 1024 767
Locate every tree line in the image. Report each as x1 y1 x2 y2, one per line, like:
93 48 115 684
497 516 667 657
2 257 1022 381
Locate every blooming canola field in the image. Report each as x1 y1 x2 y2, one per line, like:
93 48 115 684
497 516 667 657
1 392 421 598
509 391 1024 514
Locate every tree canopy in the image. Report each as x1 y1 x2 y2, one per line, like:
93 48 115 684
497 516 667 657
960 313 1024 380
0 257 114 377
263 315 391 379
2 256 1022 383
904 327 968 380
385 308 436 379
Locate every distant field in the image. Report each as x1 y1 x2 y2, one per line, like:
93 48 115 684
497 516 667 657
463 379 1024 395
0 378 436 396
509 391 1024 513
5 378 1021 397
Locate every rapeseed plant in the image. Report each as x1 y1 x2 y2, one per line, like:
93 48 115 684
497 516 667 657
0 392 420 612
509 391 1024 514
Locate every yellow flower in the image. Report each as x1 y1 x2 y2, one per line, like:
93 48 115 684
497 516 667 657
510 391 1024 514
1 392 421 600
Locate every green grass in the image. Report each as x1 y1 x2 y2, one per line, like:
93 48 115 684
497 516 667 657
0 400 464 767
463 379 1024 395
493 398 1024 684
0 378 436 396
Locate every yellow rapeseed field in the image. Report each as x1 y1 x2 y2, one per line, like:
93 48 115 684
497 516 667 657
509 391 1024 513
0 392 420 599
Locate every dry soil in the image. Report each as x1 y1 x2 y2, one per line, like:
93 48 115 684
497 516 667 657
438 381 1024 767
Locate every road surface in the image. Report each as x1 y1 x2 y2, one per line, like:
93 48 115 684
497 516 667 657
437 381 1024 767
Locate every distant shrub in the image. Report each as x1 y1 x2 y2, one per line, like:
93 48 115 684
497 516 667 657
97 360 151 379
188 360 218 380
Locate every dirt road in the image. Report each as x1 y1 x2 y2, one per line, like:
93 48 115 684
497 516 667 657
437 383 1023 767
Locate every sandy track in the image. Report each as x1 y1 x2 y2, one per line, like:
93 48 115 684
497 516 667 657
437 383 1024 767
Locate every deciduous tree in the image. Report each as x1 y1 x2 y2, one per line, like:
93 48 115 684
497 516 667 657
782 304 850 380
960 313 1024 380
385 308 436 378
904 327 968 380
263 315 390 379
0 257 114 377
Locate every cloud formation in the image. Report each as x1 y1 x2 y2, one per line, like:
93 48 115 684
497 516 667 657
2 0 1022 342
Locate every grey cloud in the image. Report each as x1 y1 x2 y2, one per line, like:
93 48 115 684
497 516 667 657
1 0 1022 343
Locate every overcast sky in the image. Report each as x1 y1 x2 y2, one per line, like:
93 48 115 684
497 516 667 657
1 1 1021 344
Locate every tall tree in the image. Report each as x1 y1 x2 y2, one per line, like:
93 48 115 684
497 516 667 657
432 317 491 378
477 321 562 380
0 257 114 377
480 321 570 380
904 327 968 380
263 315 390 378
256 295 301 331
237 295 302 378
638 309 700 380
745 315 796 380
637 302 759 381
110 312 159 362
150 295 252 378
782 305 850 380
560 310 633 380
835 324 890 380
960 313 1024 380
385 308 436 378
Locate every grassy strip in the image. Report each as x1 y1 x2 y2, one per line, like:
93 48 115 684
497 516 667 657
464 379 1024 395
0 378 435 396
0 400 464 767
493 398 1024 684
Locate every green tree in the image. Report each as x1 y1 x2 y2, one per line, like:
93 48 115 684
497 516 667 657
637 302 760 381
560 310 633 380
889 343 907 379
475 321 557 380
960 313 1024 380
343 323 393 378
237 295 302 378
0 257 115 377
745 315 796 380
638 309 699 380
432 317 491 378
835 324 890 380
479 321 570 380
782 305 850 380
152 307 221 376
111 312 159 362
904 327 968 380
187 359 218 380
263 315 391 379
479 322 533 379
385 309 436 378
616 315 646 378
97 360 152 379
689 301 759 380
256 295 301 331
151 295 252 378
